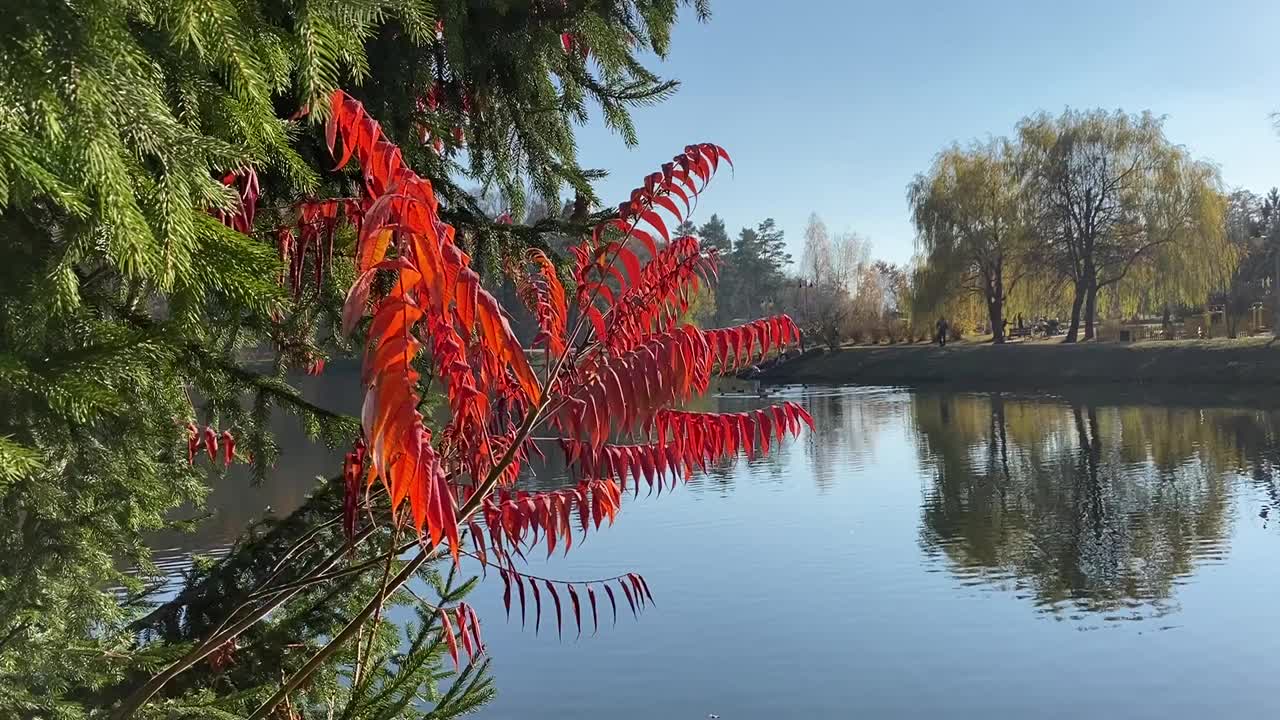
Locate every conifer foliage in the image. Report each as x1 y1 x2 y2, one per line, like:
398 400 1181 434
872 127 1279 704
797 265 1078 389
2 0 805 716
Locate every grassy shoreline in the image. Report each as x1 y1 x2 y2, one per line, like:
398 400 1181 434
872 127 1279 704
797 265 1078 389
761 336 1280 387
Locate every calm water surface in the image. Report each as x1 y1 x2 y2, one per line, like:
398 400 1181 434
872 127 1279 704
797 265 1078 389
165 380 1280 718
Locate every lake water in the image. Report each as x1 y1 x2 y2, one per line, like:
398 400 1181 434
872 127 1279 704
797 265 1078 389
163 381 1280 719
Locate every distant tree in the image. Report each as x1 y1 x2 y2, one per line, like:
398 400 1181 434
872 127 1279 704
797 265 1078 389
738 218 792 278
1219 191 1260 335
1018 109 1229 342
791 217 871 347
908 139 1029 343
1258 188 1280 328
714 218 791 323
800 213 834 285
698 214 733 253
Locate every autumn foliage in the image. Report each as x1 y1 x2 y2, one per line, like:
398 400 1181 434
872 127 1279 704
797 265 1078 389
328 89 810 643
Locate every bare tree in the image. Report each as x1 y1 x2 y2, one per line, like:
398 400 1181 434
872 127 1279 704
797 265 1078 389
800 212 833 285
792 215 871 347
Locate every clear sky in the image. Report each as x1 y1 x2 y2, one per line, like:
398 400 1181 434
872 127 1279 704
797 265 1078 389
573 0 1280 266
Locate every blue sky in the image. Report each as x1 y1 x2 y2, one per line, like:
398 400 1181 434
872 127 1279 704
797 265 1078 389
573 0 1280 266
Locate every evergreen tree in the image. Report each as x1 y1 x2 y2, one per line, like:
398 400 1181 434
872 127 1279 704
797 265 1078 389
715 218 791 323
697 213 732 253
0 0 714 715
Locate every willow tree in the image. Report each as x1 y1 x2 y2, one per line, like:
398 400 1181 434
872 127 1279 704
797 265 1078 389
907 257 986 339
1116 175 1233 331
908 139 1029 343
1017 109 1227 341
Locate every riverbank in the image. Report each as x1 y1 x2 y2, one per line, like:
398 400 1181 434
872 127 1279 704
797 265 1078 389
761 336 1280 387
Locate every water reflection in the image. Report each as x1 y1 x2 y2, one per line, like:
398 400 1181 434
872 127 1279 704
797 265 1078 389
801 387 903 489
125 379 1280 717
155 379 1280 630
909 389 1280 618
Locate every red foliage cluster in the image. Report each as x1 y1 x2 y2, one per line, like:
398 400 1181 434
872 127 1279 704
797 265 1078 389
575 235 718 356
477 479 621 560
411 19 476 155
554 404 813 493
304 356 326 376
187 423 235 467
212 167 363 300
207 638 238 674
213 169 259 234
560 32 589 58
342 439 367 542
705 317 804 372
439 601 484 669
515 248 569 357
330 89 540 559
276 199 364 296
328 88 808 635
499 569 652 639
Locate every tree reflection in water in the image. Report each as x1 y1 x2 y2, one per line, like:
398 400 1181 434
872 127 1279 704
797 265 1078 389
910 388 1280 619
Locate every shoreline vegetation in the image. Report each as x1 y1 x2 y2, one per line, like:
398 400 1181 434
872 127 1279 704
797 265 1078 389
759 336 1280 388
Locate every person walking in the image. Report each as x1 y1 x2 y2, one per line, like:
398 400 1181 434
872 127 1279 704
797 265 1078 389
936 317 949 348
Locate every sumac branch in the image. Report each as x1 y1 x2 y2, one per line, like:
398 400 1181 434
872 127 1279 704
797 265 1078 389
330 88 807 634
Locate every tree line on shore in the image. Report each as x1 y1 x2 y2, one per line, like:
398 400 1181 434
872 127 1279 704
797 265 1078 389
908 108 1240 344
672 108 1279 350
496 206 918 352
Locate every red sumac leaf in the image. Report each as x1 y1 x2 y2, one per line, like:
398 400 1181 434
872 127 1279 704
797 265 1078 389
586 584 599 635
619 578 637 618
604 583 618 626
468 605 483 655
516 572 528 628
794 403 815 431
220 430 235 466
713 145 734 170
502 569 512 619
575 483 590 533
770 404 788 444
636 574 656 606
456 605 474 659
186 422 198 465
203 427 218 461
567 584 582 638
627 573 647 609
756 409 772 456
652 194 682 223
531 578 542 635
469 520 487 572
439 608 460 670
547 580 563 640
556 492 572 555
613 219 657 257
